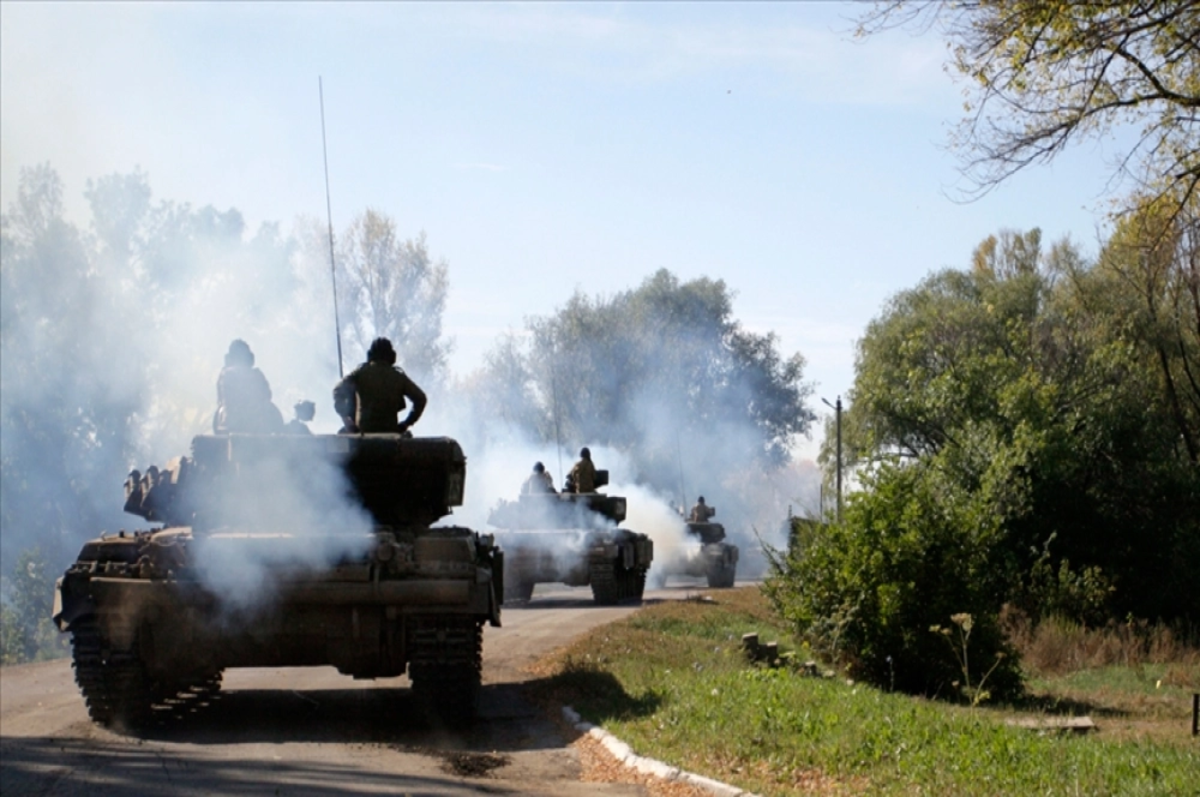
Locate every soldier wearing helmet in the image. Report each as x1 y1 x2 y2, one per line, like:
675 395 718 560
522 461 556 495
689 495 716 523
214 339 284 433
567 447 596 494
333 337 427 434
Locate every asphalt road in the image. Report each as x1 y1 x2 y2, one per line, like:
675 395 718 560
0 584 713 797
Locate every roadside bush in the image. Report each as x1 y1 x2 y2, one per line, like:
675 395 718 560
764 460 1022 701
0 547 68 665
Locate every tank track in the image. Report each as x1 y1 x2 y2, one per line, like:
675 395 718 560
71 617 223 728
408 616 483 724
588 557 647 606
503 578 535 602
707 560 736 588
71 617 155 727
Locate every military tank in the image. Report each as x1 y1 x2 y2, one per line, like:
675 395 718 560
487 469 653 605
53 431 502 728
667 517 739 588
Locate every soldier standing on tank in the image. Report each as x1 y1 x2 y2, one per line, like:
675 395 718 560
214 339 284 433
333 337 427 434
522 462 556 494
689 496 716 523
567 447 597 494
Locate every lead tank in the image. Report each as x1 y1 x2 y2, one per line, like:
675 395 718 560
53 432 502 728
487 470 653 605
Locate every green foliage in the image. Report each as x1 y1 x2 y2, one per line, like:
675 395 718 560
766 459 1023 700
859 1 1200 223
1021 535 1115 627
0 547 68 665
787 223 1199 701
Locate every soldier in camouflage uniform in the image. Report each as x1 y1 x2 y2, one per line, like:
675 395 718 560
568 447 597 494
689 496 716 523
333 337 427 434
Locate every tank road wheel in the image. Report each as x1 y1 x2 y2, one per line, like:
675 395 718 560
70 617 155 729
408 618 483 726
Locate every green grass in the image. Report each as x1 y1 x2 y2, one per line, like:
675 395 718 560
529 589 1200 796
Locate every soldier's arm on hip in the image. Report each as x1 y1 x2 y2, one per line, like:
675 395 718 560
402 376 427 428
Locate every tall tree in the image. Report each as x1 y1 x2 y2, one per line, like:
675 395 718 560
472 269 815 501
1094 194 1200 463
829 228 1197 621
0 164 139 569
1 164 306 587
332 210 451 387
859 1 1200 221
777 227 1198 697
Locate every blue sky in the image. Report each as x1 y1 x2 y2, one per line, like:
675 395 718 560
1 2 1119 460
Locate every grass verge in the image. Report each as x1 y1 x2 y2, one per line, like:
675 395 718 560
527 587 1200 796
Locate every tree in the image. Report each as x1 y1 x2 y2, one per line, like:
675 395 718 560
777 227 1199 698
0 548 64 664
2 164 310 596
838 229 1196 620
1093 194 1200 463
859 1 1200 221
471 269 815 504
0 164 140 570
331 210 451 387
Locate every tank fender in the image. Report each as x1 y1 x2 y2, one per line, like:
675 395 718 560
52 575 94 632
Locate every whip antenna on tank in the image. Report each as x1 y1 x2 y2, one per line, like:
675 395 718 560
320 76 345 378
675 426 688 515
550 338 565 483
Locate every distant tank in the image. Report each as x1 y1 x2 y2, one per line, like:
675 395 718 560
53 431 502 728
660 501 739 588
487 469 653 605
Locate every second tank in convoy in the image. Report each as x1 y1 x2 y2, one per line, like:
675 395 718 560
487 467 653 605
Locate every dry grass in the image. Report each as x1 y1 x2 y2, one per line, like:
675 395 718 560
1004 607 1200 684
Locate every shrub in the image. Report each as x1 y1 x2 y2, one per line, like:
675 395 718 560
764 460 1023 700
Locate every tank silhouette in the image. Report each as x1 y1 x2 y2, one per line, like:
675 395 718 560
671 517 739 588
53 431 502 728
487 469 653 605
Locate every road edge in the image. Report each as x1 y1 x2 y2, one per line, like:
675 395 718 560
561 706 760 797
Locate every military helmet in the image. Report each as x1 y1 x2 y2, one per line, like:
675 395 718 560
533 462 545 473
367 337 397 365
580 447 591 459
226 339 254 367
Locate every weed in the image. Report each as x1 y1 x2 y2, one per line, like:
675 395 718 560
930 612 1006 706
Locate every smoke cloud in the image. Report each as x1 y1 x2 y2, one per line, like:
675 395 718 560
1 166 818 621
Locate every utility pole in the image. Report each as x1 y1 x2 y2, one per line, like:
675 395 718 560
822 395 843 523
